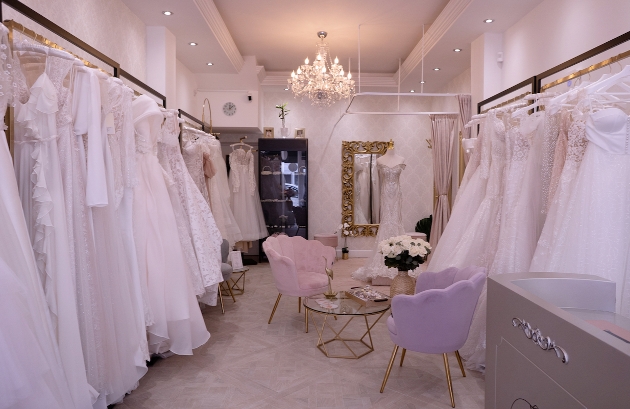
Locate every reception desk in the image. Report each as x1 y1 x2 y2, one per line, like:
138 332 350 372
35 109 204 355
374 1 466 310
486 272 630 409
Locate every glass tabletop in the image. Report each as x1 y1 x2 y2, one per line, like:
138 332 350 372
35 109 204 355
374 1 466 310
304 293 390 316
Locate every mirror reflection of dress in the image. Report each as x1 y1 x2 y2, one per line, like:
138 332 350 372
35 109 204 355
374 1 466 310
352 163 408 282
354 159 370 224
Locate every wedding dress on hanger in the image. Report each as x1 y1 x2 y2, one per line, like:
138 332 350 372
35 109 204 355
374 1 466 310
12 43 94 409
0 24 80 408
158 111 222 304
132 95 209 355
352 162 407 281
229 147 268 241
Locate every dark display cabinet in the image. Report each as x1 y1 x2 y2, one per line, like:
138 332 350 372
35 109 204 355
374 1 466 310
258 139 308 260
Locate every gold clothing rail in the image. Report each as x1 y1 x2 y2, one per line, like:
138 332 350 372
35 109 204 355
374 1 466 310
480 91 531 114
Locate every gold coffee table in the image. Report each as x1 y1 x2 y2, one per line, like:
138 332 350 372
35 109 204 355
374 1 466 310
303 293 390 359
229 267 249 295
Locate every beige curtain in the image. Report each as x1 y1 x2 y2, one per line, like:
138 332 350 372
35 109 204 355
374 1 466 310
429 114 458 248
457 94 472 165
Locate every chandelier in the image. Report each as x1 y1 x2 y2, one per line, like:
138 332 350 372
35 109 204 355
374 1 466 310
288 31 355 107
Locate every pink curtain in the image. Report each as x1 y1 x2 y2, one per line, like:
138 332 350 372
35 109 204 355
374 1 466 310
457 94 472 165
429 114 458 248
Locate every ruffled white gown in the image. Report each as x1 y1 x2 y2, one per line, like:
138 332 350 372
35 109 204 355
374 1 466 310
132 95 210 355
158 111 222 304
229 148 268 241
0 25 79 407
352 163 408 281
12 50 94 408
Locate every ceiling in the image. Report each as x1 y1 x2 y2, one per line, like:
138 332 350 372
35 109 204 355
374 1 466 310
122 0 545 92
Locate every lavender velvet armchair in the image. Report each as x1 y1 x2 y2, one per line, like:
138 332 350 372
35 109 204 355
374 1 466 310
380 266 486 408
262 236 336 331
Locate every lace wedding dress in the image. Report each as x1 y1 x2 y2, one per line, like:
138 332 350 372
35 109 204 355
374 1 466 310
132 95 210 355
229 148 268 241
352 163 408 281
158 111 222 304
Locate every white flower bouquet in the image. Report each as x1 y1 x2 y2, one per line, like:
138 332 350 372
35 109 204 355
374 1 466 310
337 223 351 254
379 235 431 271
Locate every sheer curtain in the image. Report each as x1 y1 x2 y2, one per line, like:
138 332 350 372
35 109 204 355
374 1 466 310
429 114 458 248
457 94 472 165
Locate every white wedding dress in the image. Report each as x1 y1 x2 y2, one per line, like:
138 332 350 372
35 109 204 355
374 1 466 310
132 95 210 355
352 163 408 281
158 111 222 304
229 148 269 241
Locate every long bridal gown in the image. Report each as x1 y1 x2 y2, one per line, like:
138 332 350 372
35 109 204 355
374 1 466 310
158 111 223 304
229 147 268 241
12 48 94 408
352 162 407 282
0 25 79 408
132 95 210 355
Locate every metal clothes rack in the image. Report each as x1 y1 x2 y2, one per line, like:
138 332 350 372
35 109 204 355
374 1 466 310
178 109 209 132
478 28 630 114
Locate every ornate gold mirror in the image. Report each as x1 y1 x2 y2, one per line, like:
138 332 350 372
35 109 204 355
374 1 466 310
341 141 389 236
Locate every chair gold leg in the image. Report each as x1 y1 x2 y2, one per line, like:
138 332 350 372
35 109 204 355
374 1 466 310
400 348 406 367
443 353 455 408
298 297 301 313
227 281 237 303
380 345 399 393
455 350 466 377
305 309 308 333
218 283 225 314
268 293 282 324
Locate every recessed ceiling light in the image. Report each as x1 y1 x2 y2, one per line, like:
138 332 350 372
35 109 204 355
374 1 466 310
433 67 440 71
410 89 415 93
207 62 213 66
453 48 462 52
284 88 289 91
484 19 494 23
162 11 173 16
189 42 198 46
420 81 425 84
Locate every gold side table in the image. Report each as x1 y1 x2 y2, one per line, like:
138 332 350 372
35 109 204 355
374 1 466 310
229 266 249 295
303 294 390 359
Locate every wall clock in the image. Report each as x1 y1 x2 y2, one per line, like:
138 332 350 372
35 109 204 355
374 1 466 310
223 102 236 116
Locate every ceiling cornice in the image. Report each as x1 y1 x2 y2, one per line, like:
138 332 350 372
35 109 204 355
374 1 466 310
261 72 398 87
397 0 472 82
194 0 244 72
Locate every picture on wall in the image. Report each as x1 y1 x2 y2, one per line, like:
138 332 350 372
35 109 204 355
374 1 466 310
263 127 275 138
295 128 306 138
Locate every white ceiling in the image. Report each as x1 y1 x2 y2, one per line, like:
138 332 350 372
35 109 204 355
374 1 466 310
122 0 544 92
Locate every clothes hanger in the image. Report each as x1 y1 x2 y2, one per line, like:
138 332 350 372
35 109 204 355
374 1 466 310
230 135 253 150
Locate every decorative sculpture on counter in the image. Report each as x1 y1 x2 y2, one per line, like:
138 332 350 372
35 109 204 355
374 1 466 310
323 257 337 299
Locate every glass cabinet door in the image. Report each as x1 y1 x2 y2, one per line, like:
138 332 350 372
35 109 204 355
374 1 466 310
258 139 308 243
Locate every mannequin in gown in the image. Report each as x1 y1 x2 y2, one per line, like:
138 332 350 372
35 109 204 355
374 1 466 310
229 147 268 242
132 95 210 355
352 143 408 282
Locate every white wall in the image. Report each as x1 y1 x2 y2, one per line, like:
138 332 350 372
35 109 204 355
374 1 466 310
146 26 176 107
262 93 435 253
501 0 630 90
5 0 146 80
176 59 198 114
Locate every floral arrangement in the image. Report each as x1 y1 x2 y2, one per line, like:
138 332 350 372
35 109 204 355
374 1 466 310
336 223 351 253
379 235 431 271
275 103 290 128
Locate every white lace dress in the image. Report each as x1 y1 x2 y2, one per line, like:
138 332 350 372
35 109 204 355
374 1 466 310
132 95 210 355
158 111 222 304
352 163 408 281
229 148 269 241
0 26 80 409
12 50 94 408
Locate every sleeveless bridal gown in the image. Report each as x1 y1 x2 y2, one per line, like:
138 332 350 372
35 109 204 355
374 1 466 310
352 163 407 282
132 95 210 355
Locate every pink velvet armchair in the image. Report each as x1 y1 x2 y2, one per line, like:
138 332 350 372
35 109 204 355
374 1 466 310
380 266 486 408
262 235 335 331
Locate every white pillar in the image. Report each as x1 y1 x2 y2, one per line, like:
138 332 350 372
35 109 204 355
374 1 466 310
146 26 177 107
470 32 503 133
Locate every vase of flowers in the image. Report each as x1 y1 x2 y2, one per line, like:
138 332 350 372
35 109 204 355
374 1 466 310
379 235 431 296
337 222 350 259
275 103 290 137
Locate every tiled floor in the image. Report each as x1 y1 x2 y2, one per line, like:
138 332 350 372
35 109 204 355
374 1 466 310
115 258 485 409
